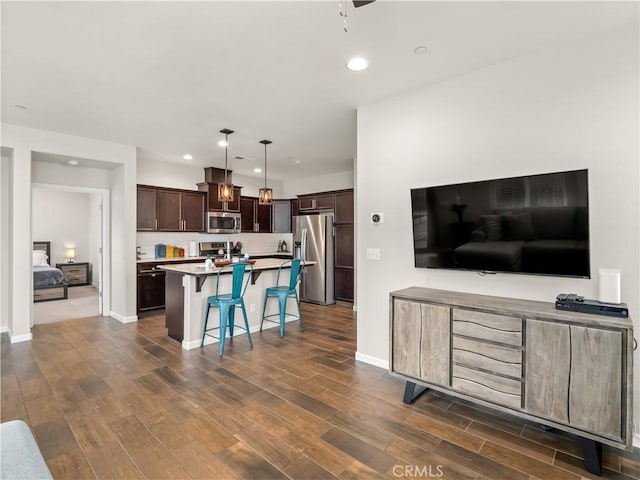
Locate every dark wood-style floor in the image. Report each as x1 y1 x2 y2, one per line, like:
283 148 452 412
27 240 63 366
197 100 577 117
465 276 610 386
2 303 639 480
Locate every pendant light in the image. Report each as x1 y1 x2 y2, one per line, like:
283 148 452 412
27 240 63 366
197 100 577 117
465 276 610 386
217 128 234 202
258 139 273 205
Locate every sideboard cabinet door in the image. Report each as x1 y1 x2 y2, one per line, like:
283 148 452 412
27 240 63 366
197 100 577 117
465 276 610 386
569 326 622 439
392 300 450 386
525 320 570 422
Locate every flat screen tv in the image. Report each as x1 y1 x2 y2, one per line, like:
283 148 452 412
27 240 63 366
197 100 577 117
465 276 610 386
410 169 590 278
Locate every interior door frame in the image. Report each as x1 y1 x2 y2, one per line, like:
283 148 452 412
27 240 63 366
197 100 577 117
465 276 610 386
31 183 110 316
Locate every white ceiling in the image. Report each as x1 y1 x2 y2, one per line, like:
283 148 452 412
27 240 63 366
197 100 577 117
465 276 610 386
2 1 637 181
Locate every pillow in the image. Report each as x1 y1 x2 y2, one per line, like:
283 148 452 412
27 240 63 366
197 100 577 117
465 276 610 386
481 214 503 241
501 212 537 241
32 250 49 267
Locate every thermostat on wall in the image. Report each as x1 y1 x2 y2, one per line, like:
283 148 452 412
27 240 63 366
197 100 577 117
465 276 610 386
370 212 384 224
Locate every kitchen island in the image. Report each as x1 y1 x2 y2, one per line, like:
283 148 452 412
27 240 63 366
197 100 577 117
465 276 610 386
160 258 311 349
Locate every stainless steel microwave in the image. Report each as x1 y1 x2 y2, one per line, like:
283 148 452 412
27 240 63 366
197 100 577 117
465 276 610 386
207 212 241 234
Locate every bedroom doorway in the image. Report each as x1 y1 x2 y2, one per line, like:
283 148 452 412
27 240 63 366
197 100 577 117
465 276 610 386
31 183 110 324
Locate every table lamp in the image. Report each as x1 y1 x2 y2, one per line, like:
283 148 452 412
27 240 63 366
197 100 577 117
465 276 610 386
66 247 76 263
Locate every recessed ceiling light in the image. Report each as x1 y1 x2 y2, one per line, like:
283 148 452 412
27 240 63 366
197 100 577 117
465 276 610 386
414 46 428 55
14 105 27 110
253 168 262 173
233 155 246 160
183 154 193 160
68 160 79 166
347 57 368 71
295 160 301 164
218 140 228 147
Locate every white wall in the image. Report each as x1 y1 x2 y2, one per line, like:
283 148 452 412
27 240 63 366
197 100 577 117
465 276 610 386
137 155 286 198
137 153 355 199
1 123 137 339
0 155 11 333
32 189 92 265
356 25 639 434
282 169 354 197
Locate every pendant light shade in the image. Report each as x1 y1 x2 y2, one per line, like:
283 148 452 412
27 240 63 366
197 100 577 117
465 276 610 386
218 128 234 202
258 139 273 205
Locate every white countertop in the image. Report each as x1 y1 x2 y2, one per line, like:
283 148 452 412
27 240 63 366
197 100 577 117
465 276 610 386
137 252 292 263
159 258 312 275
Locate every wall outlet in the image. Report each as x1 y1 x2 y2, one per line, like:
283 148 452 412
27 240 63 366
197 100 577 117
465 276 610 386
366 248 381 261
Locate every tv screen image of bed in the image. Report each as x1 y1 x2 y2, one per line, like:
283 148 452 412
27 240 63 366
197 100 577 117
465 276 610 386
410 169 590 278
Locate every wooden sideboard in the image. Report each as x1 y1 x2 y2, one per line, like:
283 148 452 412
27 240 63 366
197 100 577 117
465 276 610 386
389 287 634 475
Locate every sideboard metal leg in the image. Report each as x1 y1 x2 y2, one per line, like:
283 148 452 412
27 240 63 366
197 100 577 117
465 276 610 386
403 381 428 404
577 437 602 476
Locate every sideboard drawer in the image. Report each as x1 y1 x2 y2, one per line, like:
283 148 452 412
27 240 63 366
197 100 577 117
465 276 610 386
452 308 522 346
452 364 522 408
452 336 522 378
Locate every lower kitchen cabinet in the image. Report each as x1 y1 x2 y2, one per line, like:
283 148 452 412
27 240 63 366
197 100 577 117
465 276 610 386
137 264 166 312
136 259 202 313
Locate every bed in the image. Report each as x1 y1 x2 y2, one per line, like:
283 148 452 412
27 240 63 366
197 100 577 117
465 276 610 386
33 241 68 302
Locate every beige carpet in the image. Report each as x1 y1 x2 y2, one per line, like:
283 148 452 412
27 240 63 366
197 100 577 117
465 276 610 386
33 285 100 325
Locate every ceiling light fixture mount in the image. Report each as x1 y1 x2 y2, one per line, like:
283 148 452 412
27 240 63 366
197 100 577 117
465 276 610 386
183 154 193 160
414 46 428 55
217 128 234 203
258 139 273 205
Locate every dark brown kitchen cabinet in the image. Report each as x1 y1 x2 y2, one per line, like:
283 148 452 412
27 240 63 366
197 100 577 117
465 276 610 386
137 186 157 231
181 191 206 232
198 182 241 212
137 263 166 312
334 191 354 224
137 185 205 232
240 196 272 233
316 194 334 210
157 190 182 231
335 223 354 301
334 189 354 302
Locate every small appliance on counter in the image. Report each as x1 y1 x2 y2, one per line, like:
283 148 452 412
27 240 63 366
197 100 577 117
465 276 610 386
188 241 198 257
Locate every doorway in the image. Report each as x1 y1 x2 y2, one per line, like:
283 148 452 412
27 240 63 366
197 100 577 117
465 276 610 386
31 183 110 324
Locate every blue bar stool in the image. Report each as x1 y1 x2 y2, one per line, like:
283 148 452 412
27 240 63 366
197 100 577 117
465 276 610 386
201 262 254 356
260 259 304 337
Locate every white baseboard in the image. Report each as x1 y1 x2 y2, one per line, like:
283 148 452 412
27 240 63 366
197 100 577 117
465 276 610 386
355 351 389 370
10 332 33 343
110 311 138 324
0 325 8 334
633 432 640 449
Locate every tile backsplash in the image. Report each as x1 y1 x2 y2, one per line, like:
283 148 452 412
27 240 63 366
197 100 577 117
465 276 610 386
137 232 293 259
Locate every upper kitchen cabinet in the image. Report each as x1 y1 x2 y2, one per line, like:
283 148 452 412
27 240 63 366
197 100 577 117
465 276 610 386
334 190 354 224
272 199 292 233
240 196 272 233
198 182 241 212
137 186 157 231
137 185 205 232
298 193 334 212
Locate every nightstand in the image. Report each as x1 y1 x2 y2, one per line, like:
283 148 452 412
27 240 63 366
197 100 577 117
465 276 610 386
56 262 91 286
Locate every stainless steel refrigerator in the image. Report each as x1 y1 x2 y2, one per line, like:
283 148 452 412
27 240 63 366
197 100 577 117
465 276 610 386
293 213 335 305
